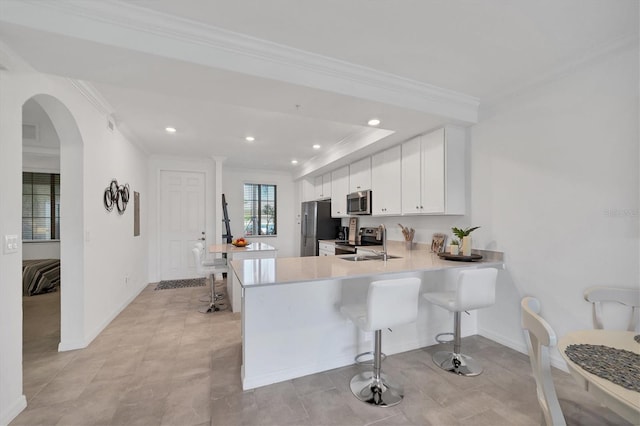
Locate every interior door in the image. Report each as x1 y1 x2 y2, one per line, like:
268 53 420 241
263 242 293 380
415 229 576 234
160 170 206 280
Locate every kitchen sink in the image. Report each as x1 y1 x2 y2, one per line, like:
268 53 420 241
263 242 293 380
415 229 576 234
339 254 402 262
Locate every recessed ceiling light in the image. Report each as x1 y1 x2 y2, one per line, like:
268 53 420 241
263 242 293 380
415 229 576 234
312 144 321 150
245 136 255 142
291 160 298 165
165 127 177 133
367 119 381 126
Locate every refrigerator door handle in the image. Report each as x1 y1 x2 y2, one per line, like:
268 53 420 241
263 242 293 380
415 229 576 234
302 213 307 246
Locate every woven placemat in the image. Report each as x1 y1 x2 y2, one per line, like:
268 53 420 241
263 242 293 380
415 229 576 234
565 344 640 392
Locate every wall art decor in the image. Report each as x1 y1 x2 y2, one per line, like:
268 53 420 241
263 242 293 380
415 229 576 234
103 178 130 214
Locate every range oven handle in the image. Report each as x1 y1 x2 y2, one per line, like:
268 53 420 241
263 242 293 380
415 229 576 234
334 244 357 255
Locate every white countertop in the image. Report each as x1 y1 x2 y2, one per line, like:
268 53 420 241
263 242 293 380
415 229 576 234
231 242 503 288
209 242 277 253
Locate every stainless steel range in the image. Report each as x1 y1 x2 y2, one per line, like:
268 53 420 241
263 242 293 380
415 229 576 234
334 226 383 255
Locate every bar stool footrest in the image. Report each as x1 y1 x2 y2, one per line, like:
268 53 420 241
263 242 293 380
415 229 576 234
435 332 454 344
354 351 386 366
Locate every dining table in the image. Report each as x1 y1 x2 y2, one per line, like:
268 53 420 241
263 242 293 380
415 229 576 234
558 329 640 425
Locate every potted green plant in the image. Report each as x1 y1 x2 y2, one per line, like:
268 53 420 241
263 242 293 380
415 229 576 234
449 239 460 255
452 226 480 256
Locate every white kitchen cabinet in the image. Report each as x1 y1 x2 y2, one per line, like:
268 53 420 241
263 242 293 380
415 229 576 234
331 166 349 217
401 126 465 215
322 173 331 199
301 178 315 202
318 241 335 256
401 136 422 214
313 173 332 200
349 157 371 193
371 145 402 216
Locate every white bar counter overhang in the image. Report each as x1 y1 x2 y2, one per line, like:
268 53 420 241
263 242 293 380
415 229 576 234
232 245 504 390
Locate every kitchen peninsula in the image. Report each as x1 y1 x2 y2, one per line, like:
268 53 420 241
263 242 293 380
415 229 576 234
209 242 277 312
230 242 504 390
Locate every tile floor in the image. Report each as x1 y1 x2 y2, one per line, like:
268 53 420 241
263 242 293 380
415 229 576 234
13 282 631 426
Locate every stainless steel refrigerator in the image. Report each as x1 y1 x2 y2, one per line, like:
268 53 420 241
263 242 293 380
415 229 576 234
300 200 341 256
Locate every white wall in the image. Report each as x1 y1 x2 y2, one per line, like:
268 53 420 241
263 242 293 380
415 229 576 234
0 43 148 425
471 46 639 361
223 167 298 258
22 242 60 260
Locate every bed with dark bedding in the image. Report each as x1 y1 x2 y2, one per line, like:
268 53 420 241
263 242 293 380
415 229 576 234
22 259 60 296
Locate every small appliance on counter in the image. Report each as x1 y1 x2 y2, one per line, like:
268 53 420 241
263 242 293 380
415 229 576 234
337 226 349 241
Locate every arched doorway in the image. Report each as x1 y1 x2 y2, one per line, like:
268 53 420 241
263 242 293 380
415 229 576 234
21 94 85 355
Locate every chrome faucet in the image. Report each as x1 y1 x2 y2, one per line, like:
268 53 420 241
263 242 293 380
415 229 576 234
379 224 387 261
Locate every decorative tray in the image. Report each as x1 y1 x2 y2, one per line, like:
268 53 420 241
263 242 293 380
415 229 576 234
437 253 483 262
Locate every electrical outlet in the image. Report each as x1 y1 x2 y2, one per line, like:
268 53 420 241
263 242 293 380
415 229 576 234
4 235 18 254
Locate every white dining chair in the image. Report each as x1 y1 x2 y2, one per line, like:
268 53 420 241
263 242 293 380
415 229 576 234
583 287 640 331
521 296 566 426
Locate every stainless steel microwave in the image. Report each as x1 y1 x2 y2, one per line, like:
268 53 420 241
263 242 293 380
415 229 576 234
346 190 372 215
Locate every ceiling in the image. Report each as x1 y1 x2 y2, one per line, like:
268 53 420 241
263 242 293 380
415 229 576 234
0 0 637 176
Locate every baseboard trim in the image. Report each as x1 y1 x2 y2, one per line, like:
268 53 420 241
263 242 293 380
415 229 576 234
479 327 568 373
59 282 147 352
242 354 356 390
0 394 27 426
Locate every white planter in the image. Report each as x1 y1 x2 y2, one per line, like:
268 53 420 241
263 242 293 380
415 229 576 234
462 236 472 256
449 245 459 255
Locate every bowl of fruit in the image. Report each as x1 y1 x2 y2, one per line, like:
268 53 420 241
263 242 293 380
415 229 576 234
232 238 250 247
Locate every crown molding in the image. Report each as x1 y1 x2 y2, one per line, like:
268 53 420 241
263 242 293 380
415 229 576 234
67 79 114 118
2 0 479 124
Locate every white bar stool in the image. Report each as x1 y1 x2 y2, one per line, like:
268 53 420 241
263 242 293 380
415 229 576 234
192 247 228 313
195 242 226 303
422 268 498 376
340 277 421 407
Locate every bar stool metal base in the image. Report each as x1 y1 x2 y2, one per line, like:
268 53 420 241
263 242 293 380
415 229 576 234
432 351 483 377
349 371 403 407
198 301 225 314
199 293 224 303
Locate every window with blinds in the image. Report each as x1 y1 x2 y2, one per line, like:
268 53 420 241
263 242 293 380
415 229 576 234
22 172 60 240
243 183 277 236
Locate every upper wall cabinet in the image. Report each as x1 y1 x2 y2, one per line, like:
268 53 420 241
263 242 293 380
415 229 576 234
349 157 371 193
314 173 331 200
401 126 466 215
371 145 401 216
301 178 315 202
331 166 349 217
